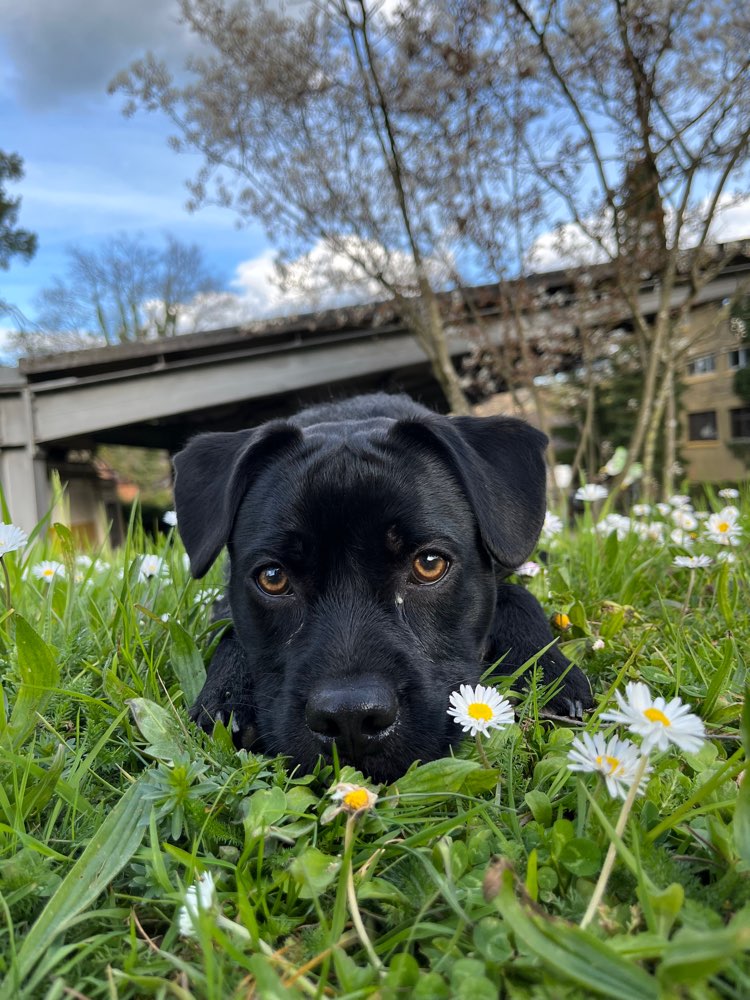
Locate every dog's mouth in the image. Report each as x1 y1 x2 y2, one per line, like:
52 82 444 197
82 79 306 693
249 699 459 784
231 719 260 752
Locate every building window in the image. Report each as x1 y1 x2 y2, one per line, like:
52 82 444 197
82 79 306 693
729 347 750 369
686 354 716 375
730 407 750 440
688 411 718 441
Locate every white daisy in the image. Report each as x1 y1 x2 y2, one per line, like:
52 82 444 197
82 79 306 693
647 522 666 542
717 504 739 519
705 508 741 546
553 464 573 489
321 781 379 824
668 494 692 508
575 483 609 502
631 504 651 517
718 488 739 500
669 528 695 548
447 683 514 737
0 523 28 557
75 554 109 574
138 554 166 580
600 681 706 754
671 509 698 531
31 560 65 582
541 511 563 538
632 520 665 543
591 638 605 651
656 502 672 517
597 513 631 540
673 555 712 569
178 872 217 938
567 732 650 799
716 550 737 564
194 587 222 604
515 560 541 577
163 510 178 526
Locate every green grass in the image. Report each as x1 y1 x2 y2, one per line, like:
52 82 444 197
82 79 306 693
0 492 748 998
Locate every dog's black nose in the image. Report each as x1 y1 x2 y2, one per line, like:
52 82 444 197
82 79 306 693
305 681 398 760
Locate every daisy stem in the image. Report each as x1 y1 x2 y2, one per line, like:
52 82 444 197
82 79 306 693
344 814 384 973
213 916 320 996
0 557 11 609
580 754 650 930
681 569 696 619
475 732 491 769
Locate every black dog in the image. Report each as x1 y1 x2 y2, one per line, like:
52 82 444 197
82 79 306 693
174 393 592 783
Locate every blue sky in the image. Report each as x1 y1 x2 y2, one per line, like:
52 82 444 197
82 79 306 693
0 0 285 341
3 0 750 358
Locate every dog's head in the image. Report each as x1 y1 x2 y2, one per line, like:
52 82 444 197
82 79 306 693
174 397 547 782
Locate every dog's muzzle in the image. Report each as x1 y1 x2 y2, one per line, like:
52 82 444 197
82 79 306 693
305 678 398 763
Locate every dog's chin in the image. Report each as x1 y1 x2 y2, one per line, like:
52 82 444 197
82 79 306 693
284 748 441 785
258 722 458 785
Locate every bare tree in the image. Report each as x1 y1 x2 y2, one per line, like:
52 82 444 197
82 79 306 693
23 231 216 351
481 0 750 498
386 1 612 481
110 0 472 412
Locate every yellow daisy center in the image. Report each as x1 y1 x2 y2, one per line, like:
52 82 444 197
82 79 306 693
468 702 493 721
595 754 621 774
644 707 671 726
43 568 54 577
718 521 730 532
343 788 370 810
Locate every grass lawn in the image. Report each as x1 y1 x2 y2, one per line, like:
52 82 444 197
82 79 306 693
0 490 748 998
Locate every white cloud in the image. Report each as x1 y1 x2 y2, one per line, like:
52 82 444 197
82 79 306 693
178 244 381 330
527 223 609 272
0 327 16 364
528 193 750 273
181 236 451 330
707 194 750 244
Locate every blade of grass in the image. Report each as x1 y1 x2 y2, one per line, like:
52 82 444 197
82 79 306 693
3 774 151 995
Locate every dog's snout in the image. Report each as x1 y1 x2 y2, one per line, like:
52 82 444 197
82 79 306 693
305 680 398 759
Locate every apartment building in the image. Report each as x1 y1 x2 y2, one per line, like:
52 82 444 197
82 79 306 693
682 307 750 483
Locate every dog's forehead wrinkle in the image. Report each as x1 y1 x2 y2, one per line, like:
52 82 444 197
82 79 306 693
299 414 397 443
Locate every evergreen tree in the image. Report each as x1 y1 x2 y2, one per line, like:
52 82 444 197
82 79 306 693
0 150 37 322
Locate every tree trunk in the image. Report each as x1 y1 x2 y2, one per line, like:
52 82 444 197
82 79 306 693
641 362 671 502
509 291 559 476
414 286 471 415
608 308 671 502
570 334 596 484
661 362 677 500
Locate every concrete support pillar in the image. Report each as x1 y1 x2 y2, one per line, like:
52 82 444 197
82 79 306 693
0 386 50 534
0 446 50 533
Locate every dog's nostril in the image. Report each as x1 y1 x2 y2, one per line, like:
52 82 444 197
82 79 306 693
305 681 398 756
317 717 341 739
361 710 393 737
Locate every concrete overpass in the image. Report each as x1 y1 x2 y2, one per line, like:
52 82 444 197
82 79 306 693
0 304 457 533
2 251 749 534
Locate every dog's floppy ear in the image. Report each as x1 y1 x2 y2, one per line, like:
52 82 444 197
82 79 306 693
173 422 302 577
394 415 548 572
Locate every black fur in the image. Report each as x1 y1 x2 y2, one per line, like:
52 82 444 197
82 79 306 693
174 393 592 783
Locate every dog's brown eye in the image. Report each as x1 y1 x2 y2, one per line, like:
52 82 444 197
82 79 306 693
411 552 449 584
256 565 291 596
